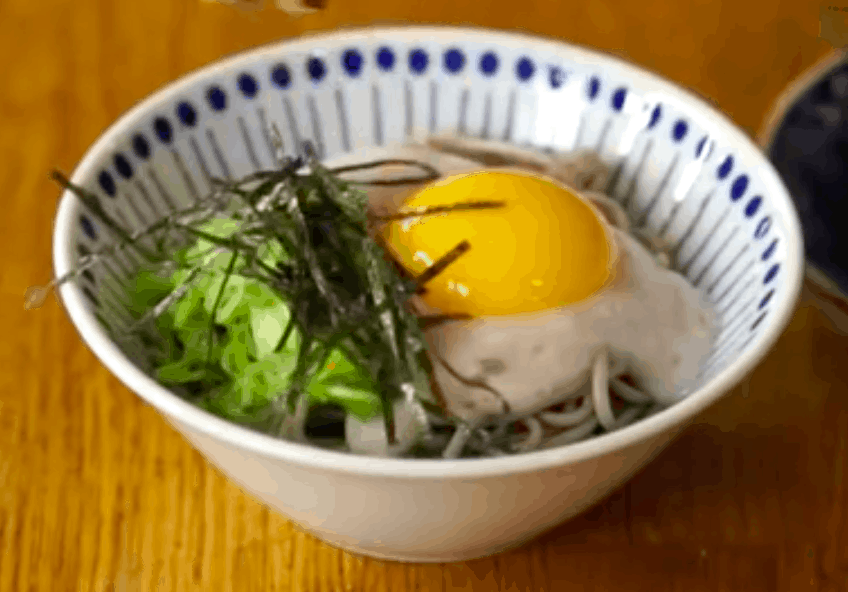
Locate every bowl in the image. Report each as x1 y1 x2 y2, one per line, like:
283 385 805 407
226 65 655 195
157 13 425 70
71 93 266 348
52 26 805 562
757 48 848 335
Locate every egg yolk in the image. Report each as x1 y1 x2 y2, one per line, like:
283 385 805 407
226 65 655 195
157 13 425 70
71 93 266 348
382 170 613 317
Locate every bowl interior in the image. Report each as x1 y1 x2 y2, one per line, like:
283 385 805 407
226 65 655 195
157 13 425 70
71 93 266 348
53 26 804 474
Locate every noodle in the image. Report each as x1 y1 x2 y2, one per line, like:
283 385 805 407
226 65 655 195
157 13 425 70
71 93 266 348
591 349 616 431
539 394 594 427
508 417 544 453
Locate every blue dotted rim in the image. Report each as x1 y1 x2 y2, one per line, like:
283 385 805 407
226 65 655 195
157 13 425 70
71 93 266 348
74 45 782 336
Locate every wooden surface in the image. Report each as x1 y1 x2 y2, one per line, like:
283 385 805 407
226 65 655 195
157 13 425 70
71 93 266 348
1 0 847 589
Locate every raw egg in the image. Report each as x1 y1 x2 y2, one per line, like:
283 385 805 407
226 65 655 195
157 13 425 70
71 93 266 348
382 170 615 317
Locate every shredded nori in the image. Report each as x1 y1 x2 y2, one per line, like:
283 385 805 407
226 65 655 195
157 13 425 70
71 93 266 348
41 142 453 442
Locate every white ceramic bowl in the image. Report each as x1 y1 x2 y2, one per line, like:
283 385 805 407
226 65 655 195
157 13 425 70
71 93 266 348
53 26 804 562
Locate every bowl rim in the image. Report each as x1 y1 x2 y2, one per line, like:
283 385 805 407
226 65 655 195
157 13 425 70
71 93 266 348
756 47 848 154
53 24 806 479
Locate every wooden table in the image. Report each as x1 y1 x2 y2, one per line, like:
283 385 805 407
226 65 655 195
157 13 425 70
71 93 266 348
2 0 846 589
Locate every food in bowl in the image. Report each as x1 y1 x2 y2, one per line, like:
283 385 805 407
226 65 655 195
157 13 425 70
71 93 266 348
29 127 716 459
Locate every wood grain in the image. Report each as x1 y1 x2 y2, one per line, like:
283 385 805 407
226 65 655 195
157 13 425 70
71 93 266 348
1 0 846 589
